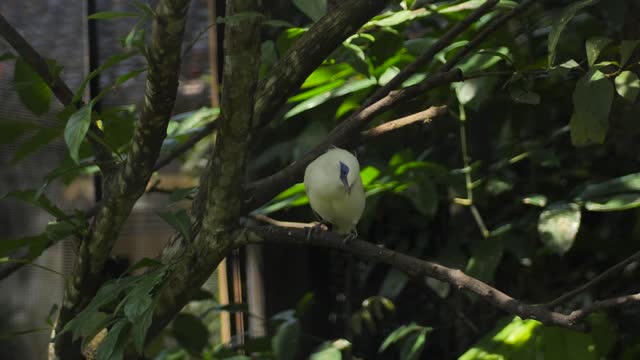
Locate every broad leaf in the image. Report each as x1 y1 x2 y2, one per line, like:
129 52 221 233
13 57 52 115
64 104 93 163
584 193 640 212
620 40 640 67
272 319 301 360
157 209 191 241
12 126 62 164
96 320 128 360
310 346 341 360
585 36 612 66
548 0 598 66
0 120 37 145
570 69 613 145
172 313 209 355
292 0 326 22
614 70 640 102
579 173 640 199
537 202 581 255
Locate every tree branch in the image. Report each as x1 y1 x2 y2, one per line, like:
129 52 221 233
149 0 262 339
241 222 640 331
53 1 192 357
253 0 393 129
542 249 640 309
361 106 447 139
0 13 74 105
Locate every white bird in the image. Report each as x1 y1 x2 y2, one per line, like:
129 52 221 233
304 147 366 235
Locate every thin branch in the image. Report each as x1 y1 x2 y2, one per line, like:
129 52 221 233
543 249 640 309
240 222 640 331
154 120 218 171
361 106 447 139
0 13 74 105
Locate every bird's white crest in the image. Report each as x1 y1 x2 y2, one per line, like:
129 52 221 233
304 147 366 234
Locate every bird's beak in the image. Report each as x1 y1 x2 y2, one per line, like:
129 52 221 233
341 176 351 195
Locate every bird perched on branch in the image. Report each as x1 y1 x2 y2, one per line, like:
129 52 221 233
304 147 365 236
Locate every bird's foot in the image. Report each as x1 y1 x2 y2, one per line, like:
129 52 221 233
306 222 329 242
342 229 358 246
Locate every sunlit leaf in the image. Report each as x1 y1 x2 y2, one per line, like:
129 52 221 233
537 202 581 255
379 323 423 353
579 172 640 199
310 346 341 360
614 71 640 102
584 193 640 212
521 194 548 207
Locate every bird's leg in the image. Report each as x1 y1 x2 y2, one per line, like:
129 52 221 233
306 221 330 242
342 228 358 246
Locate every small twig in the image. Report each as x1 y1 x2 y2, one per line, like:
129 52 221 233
361 106 447 139
154 121 218 171
251 214 317 229
542 249 640 309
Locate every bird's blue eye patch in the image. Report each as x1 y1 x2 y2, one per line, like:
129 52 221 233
339 162 350 178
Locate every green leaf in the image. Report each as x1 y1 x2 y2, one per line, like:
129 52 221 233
579 173 640 199
13 57 52 116
45 220 77 241
168 187 198 203
459 317 542 360
284 77 376 119
157 209 191 241
272 319 301 360
172 313 210 355
292 0 326 21
12 125 62 164
570 69 613 146
509 87 541 105
0 120 37 145
548 0 599 66
586 36 612 66
310 346 342 360
584 193 640 212
379 323 423 353
64 104 93 163
88 11 140 19
115 68 146 86
96 320 128 360
2 190 67 219
521 194 548 207
614 70 640 102
263 19 296 28
620 40 640 67
130 303 154 353
537 202 581 255
466 238 504 283
73 53 136 104
0 234 48 259
400 328 431 360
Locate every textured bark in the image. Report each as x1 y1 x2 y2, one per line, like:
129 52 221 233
148 0 262 339
52 1 191 358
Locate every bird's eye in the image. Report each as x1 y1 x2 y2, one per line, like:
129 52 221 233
339 161 350 177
